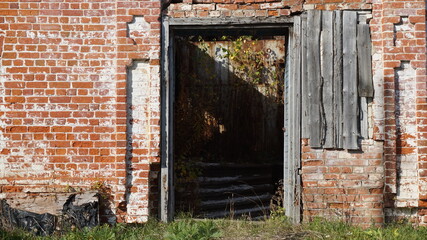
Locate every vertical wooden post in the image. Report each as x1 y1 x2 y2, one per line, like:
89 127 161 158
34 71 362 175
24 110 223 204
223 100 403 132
160 17 174 222
292 15 302 223
284 15 302 224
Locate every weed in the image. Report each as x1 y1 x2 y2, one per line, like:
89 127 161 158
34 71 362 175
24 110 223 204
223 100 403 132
304 217 427 240
2 217 427 240
165 219 221 240
269 206 287 222
0 228 37 240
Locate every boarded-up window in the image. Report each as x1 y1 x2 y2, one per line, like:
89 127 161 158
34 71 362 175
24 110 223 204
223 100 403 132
300 10 373 150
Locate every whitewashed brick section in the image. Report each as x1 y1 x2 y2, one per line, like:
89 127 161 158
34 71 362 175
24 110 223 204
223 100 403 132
128 16 151 42
126 60 151 222
0 66 8 180
395 61 418 206
394 17 414 47
128 60 152 150
371 51 384 139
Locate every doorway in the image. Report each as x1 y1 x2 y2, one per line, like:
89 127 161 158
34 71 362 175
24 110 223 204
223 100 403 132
174 34 285 219
160 17 301 222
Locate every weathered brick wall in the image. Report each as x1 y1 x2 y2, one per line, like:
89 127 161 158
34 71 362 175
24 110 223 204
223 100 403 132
0 0 161 223
369 0 426 224
0 0 425 225
302 139 384 227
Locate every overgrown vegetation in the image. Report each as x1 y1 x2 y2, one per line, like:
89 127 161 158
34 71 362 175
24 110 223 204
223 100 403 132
2 216 427 240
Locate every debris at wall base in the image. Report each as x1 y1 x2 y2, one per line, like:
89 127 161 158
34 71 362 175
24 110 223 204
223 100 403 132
0 192 99 236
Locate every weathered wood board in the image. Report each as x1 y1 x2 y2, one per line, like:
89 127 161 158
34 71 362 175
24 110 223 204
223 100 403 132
292 15 302 223
357 24 374 97
342 11 359 150
301 10 372 150
307 10 323 148
321 11 335 148
301 16 309 139
333 10 343 149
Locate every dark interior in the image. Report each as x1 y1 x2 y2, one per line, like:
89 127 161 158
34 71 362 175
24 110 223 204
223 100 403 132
173 31 287 219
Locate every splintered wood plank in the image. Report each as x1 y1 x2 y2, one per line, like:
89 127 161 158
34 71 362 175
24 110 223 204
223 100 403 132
342 11 359 150
301 15 310 139
307 10 323 148
333 10 343 149
357 23 374 97
321 11 335 148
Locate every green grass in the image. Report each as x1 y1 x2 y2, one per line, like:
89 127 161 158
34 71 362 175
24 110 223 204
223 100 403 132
1 217 427 240
303 218 427 240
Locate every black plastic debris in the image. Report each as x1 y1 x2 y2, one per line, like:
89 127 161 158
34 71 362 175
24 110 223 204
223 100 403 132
61 194 99 230
0 192 99 236
0 199 56 236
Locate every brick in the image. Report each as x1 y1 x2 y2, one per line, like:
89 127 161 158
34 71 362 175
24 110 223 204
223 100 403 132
28 126 49 132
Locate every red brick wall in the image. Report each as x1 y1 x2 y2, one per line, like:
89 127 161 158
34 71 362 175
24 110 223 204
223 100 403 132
0 0 425 225
369 0 426 224
0 0 161 223
302 139 384 227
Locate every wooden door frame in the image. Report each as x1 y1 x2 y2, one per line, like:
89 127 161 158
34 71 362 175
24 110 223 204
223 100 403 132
160 16 302 223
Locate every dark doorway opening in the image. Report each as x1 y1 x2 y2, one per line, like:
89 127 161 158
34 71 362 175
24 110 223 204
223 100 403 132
173 30 287 219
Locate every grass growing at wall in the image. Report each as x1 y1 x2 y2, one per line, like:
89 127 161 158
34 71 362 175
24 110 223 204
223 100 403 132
1 217 427 240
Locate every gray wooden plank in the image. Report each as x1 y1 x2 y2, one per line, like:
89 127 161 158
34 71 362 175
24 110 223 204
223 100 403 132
342 11 359 150
301 15 309 139
285 28 296 223
357 24 374 97
284 15 303 224
288 27 296 223
292 15 301 223
360 97 369 138
321 11 334 148
333 11 343 149
283 23 292 222
307 10 323 148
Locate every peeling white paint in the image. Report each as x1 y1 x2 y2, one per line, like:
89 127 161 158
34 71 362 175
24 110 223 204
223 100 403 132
394 61 418 206
0 65 9 178
128 16 151 41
